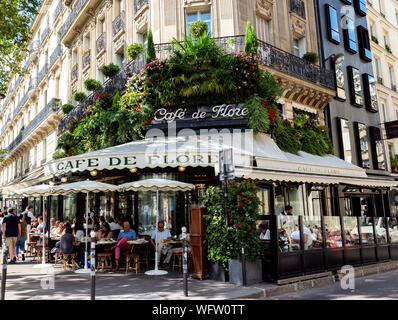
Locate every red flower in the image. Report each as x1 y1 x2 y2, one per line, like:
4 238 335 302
249 226 252 229
238 202 241 206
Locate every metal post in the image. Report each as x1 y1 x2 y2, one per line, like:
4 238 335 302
182 227 188 297
241 241 247 286
1 238 8 300
90 231 96 300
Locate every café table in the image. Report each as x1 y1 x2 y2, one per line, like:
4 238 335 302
128 240 149 269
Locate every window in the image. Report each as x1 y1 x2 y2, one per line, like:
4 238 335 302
116 0 124 15
101 19 106 33
334 57 346 100
325 4 340 44
347 66 363 107
186 10 211 35
338 118 352 163
384 33 389 48
396 12 398 27
42 138 47 163
362 74 378 112
375 57 382 82
357 26 372 62
355 122 370 168
341 0 352 4
354 0 367 16
83 35 90 51
381 102 387 121
379 0 385 15
293 37 306 58
369 126 386 170
115 52 124 68
343 17 357 53
389 66 396 90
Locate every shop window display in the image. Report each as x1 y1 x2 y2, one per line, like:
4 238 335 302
343 216 359 246
324 216 343 248
375 217 388 244
359 217 375 245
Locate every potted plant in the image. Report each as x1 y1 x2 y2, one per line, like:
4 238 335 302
302 52 319 63
391 155 398 172
72 91 87 103
126 43 143 60
371 35 379 44
62 103 74 114
84 78 102 91
100 63 120 78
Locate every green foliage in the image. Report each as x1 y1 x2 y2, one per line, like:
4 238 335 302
189 20 208 38
391 155 398 168
203 178 262 268
274 118 301 155
0 0 41 93
244 94 269 134
146 29 156 64
126 43 143 60
244 21 258 55
84 78 102 91
73 91 87 102
371 36 379 44
256 71 283 105
100 63 120 78
302 52 319 63
386 44 393 55
62 104 74 114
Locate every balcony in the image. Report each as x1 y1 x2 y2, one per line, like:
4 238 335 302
134 0 148 14
82 50 90 69
38 64 49 84
15 76 21 88
112 11 125 37
50 44 62 69
71 64 78 82
53 0 63 23
13 94 29 118
8 132 23 153
41 26 49 44
60 0 87 39
24 57 31 71
290 0 306 19
96 32 106 55
29 40 40 61
28 77 38 98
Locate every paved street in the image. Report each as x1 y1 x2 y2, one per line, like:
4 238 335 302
0 256 262 300
268 270 398 300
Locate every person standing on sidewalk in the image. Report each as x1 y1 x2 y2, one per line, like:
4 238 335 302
15 214 27 261
2 208 21 264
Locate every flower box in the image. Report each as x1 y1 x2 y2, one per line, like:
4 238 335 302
228 259 262 285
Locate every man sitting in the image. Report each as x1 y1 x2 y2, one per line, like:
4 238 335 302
150 221 171 269
113 221 136 271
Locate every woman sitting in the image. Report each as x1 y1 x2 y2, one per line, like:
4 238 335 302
92 222 100 240
99 222 113 240
55 222 65 237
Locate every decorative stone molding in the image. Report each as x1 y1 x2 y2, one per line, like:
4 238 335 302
114 35 125 54
105 0 112 9
86 8 95 17
184 0 211 6
82 68 90 82
290 14 306 39
256 0 273 21
135 8 148 33
96 53 106 69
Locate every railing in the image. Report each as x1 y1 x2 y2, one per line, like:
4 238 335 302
96 32 106 55
392 84 397 92
82 50 90 69
15 76 21 88
23 98 61 141
50 44 62 69
134 0 148 13
112 11 125 37
29 40 40 55
24 57 31 71
58 52 146 133
38 64 48 84
71 64 78 82
290 0 306 19
13 94 29 118
60 0 88 38
8 132 23 153
53 0 63 23
41 26 49 44
58 36 336 133
28 77 38 93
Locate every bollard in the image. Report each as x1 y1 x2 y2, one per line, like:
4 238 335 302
1 238 8 300
181 227 188 297
241 241 247 287
90 231 96 300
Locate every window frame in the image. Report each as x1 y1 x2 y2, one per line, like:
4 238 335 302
354 0 367 16
369 126 386 170
357 26 372 62
325 4 340 44
354 122 370 169
362 73 378 113
347 66 364 107
185 9 212 36
343 16 357 54
337 117 353 163
333 57 347 101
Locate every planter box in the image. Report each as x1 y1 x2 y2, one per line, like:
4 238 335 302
228 259 263 285
208 260 229 282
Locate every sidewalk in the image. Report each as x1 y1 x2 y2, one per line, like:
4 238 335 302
0 257 267 300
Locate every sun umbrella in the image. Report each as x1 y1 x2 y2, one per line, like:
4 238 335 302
52 180 118 274
119 179 195 275
11 184 54 269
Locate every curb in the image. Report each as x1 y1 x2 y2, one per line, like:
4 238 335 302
233 260 398 299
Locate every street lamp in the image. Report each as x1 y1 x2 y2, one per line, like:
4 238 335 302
219 149 234 229
323 53 344 65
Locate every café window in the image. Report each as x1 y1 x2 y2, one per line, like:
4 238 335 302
343 217 360 246
337 118 353 163
324 216 343 248
347 66 363 107
354 0 367 16
362 74 378 112
325 4 340 44
359 217 375 245
334 56 346 100
343 17 357 53
303 215 324 250
369 126 386 170
357 26 372 62
355 122 370 168
273 183 305 216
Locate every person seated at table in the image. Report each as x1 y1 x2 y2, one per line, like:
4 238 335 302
112 221 136 271
150 221 172 268
60 226 78 265
99 216 105 225
99 222 113 240
259 224 270 240
54 222 65 237
92 222 100 240
49 218 57 234
163 226 191 268
73 224 85 242
107 217 121 231
83 217 93 230
33 217 44 233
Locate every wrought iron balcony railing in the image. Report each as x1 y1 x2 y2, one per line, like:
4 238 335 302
71 64 78 82
23 98 61 141
134 0 148 14
112 11 125 37
38 63 48 84
290 0 306 19
60 0 87 38
96 32 106 55
13 94 29 118
82 50 90 69
58 52 146 134
28 77 38 93
8 132 22 153
24 57 31 71
41 26 49 44
53 0 63 23
15 76 21 88
50 44 62 69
